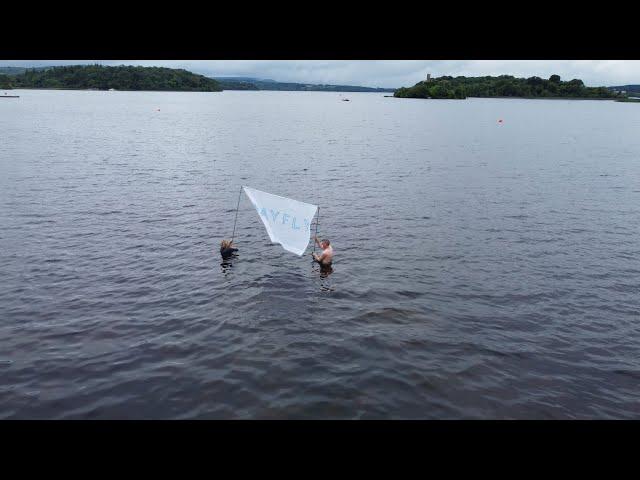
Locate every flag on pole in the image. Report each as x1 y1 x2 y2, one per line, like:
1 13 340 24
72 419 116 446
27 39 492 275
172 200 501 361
242 186 318 256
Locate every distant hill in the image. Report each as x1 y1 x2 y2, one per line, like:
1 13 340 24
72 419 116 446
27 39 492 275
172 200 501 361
215 78 259 90
1 66 393 92
3 65 222 92
213 77 395 92
395 75 623 100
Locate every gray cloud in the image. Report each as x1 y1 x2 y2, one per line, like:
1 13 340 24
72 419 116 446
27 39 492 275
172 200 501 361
1 60 639 87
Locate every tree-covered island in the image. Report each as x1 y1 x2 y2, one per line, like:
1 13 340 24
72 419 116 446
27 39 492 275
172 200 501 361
0 65 222 92
394 74 625 100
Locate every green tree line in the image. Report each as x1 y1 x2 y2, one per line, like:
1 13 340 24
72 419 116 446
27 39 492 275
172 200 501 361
394 74 623 99
1 65 223 91
0 74 13 89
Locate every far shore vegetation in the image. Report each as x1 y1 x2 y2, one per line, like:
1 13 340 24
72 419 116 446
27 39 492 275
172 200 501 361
0 65 223 92
0 65 395 93
1 67 637 102
393 74 629 100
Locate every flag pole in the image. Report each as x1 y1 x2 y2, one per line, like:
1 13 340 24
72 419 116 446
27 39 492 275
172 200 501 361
313 206 320 254
231 185 243 242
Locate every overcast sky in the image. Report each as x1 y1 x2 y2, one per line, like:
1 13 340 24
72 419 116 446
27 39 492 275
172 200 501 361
2 60 639 88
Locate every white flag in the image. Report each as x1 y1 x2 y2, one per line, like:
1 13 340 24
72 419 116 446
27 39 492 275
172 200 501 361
243 186 318 256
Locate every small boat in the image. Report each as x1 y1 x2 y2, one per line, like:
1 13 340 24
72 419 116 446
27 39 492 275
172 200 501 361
342 98 350 102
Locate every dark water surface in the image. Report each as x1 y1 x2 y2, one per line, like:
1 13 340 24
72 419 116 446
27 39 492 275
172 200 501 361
1 90 640 419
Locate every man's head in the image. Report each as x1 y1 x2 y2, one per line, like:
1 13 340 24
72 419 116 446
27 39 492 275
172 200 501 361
321 239 330 249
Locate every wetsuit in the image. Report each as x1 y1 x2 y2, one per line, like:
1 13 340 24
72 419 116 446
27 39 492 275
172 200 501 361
220 247 238 259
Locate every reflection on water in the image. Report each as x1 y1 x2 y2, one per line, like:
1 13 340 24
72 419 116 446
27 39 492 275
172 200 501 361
220 259 234 274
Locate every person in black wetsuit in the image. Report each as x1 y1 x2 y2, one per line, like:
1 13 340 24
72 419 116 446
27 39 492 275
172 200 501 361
220 239 238 259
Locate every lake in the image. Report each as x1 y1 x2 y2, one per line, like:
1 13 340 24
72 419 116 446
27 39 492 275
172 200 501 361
1 90 640 419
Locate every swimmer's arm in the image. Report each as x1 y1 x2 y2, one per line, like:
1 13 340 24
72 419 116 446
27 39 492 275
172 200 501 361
312 251 326 263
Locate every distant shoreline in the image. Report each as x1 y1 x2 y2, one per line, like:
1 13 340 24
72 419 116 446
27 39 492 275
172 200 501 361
394 74 625 101
393 96 627 101
6 89 636 101
472 96 625 101
7 88 390 94
7 87 222 93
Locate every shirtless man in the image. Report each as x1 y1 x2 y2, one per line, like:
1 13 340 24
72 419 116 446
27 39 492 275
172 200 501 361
312 236 333 266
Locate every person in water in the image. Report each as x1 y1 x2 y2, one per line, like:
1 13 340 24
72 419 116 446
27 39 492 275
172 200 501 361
312 236 333 266
220 239 238 259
